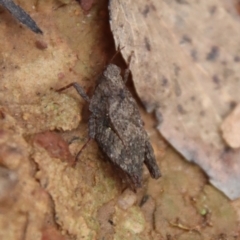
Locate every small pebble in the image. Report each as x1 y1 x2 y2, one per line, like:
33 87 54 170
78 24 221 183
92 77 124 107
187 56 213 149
117 189 137 210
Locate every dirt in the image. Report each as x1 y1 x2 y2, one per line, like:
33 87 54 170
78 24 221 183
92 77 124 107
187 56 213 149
0 0 239 240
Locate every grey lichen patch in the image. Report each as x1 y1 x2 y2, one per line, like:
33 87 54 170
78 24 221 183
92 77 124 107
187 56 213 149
9 91 80 134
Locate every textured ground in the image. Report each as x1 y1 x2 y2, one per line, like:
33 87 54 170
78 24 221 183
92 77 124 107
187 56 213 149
0 1 239 240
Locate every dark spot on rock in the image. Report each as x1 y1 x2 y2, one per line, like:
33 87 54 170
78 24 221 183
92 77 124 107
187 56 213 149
190 96 196 101
221 60 227 66
161 76 168 87
206 46 219 61
150 3 156 11
223 146 231 154
142 5 150 17
174 126 180 131
180 35 192 44
191 49 198 61
142 4 156 17
224 68 234 79
176 0 189 4
199 110 205 117
174 79 182 96
234 56 240 62
212 75 220 87
144 37 151 51
229 101 237 110
177 105 187 114
173 64 181 76
209 5 217 15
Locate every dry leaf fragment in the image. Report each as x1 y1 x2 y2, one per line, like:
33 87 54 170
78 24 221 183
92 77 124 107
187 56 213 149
109 0 240 199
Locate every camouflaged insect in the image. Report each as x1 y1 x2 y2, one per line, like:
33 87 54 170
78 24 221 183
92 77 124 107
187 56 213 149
63 63 161 188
